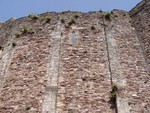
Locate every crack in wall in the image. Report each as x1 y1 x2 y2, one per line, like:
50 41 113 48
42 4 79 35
102 17 113 85
102 17 117 113
102 17 130 113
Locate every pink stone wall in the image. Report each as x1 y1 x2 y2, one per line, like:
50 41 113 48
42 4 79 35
130 0 150 71
0 5 149 113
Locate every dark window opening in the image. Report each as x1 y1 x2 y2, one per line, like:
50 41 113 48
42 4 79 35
72 31 76 44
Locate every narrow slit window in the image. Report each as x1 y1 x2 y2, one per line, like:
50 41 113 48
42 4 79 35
72 31 76 44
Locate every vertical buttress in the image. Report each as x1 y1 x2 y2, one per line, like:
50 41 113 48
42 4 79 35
42 22 62 113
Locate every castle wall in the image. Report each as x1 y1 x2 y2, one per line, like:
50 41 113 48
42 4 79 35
56 12 113 113
129 0 150 70
0 13 59 113
107 10 150 113
0 2 149 112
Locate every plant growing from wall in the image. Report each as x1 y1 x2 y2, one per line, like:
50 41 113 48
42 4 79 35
68 19 75 26
74 14 79 19
28 28 36 34
112 83 118 92
15 26 35 37
109 83 118 107
20 26 35 35
61 18 65 24
109 92 116 102
21 26 28 34
15 31 22 38
28 14 39 20
45 16 51 23
12 41 16 47
105 13 111 21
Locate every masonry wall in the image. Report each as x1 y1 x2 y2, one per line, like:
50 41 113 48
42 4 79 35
56 12 113 113
129 0 150 71
0 13 59 113
106 10 150 113
0 3 149 113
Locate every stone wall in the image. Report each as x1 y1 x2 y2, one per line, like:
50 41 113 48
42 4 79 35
0 13 59 113
129 0 150 71
56 12 113 113
0 2 149 113
107 10 150 113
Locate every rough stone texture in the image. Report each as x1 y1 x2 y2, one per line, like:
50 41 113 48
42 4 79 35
105 10 131 113
42 21 62 113
106 10 150 113
57 13 113 113
0 1 149 113
129 0 150 71
0 42 14 92
0 13 58 113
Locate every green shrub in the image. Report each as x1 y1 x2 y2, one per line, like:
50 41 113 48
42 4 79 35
109 92 116 102
110 83 118 105
20 26 28 34
28 28 36 34
112 84 118 92
12 41 16 47
45 16 51 23
61 12 65 14
15 31 21 38
123 13 126 16
74 14 79 19
105 13 111 21
61 18 65 23
68 19 75 26
20 26 35 35
28 14 39 20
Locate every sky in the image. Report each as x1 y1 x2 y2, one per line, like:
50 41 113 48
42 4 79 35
0 0 142 22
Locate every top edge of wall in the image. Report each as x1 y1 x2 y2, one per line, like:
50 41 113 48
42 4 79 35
129 0 149 16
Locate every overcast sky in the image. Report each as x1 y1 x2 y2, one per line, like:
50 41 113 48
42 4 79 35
0 0 142 22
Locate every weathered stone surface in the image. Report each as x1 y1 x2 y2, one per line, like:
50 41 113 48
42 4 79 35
130 0 150 71
0 1 149 113
0 13 58 113
42 22 62 113
106 10 150 113
57 13 113 113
